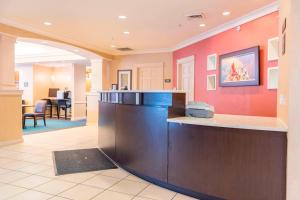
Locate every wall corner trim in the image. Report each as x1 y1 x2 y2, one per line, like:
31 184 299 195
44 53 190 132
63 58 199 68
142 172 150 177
173 2 279 51
0 89 23 96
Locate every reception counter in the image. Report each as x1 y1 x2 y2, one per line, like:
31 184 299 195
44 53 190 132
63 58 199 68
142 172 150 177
98 91 287 200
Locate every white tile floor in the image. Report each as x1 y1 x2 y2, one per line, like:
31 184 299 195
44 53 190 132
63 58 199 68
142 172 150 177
0 126 197 200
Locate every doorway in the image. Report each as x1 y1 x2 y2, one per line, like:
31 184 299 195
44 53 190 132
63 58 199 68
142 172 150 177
177 56 195 103
138 63 164 90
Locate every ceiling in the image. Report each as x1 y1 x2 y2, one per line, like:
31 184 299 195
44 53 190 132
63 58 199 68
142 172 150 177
15 41 88 65
0 0 276 55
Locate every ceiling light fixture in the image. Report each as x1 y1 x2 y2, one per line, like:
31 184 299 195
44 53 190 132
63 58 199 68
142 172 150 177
118 15 127 19
111 45 116 48
123 31 130 35
200 23 206 27
43 21 52 26
222 11 231 16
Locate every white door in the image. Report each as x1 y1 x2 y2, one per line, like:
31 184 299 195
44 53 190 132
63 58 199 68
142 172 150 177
177 57 194 103
138 66 164 90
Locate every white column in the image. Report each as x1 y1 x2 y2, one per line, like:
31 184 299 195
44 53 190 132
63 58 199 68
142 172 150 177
90 58 103 92
0 34 23 145
278 0 300 199
0 34 16 90
86 58 103 125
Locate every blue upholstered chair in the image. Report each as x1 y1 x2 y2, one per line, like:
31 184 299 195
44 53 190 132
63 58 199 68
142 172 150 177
23 100 47 128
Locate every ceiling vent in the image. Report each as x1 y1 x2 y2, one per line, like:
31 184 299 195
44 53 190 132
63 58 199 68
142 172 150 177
116 47 133 51
186 13 205 20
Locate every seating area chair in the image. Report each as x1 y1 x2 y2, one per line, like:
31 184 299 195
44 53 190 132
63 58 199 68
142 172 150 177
57 91 71 120
57 99 71 120
23 100 47 128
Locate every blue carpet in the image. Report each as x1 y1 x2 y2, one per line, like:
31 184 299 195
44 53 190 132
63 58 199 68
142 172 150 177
23 119 86 135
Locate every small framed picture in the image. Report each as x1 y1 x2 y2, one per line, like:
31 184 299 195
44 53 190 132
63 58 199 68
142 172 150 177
207 54 217 71
207 74 217 91
117 70 132 90
267 67 279 90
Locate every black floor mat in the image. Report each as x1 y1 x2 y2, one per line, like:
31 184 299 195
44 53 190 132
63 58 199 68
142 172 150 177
53 148 117 175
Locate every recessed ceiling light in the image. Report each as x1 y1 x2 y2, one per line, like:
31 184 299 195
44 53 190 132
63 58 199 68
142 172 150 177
222 11 231 16
118 15 127 19
43 21 52 26
111 45 116 48
123 31 130 35
200 23 206 27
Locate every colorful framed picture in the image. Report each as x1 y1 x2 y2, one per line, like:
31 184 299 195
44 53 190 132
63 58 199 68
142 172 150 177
117 70 132 90
219 46 260 87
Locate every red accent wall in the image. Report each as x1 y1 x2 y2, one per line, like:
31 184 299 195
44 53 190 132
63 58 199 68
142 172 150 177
173 12 278 117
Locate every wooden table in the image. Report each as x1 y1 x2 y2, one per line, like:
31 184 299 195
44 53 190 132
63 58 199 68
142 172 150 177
45 98 71 119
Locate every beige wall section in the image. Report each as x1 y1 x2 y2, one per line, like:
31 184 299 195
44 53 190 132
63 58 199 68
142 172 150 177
111 53 173 90
102 59 111 90
278 0 300 199
32 64 53 103
52 65 73 91
0 91 23 145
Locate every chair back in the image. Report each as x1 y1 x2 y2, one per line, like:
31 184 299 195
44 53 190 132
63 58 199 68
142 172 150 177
48 88 59 97
35 100 47 114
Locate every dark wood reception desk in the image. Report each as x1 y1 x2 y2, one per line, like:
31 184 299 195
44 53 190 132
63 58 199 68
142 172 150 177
98 91 287 200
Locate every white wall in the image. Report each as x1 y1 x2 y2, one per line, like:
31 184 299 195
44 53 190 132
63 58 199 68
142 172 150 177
16 65 33 104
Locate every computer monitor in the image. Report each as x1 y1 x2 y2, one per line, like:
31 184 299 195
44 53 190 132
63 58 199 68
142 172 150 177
48 88 59 97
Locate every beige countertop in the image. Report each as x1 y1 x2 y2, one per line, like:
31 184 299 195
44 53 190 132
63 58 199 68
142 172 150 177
167 114 288 132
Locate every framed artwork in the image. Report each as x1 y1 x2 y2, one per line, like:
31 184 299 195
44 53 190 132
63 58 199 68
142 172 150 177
117 70 132 90
207 54 217 71
219 46 260 87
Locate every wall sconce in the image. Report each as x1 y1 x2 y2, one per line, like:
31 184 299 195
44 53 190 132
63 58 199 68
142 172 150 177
51 75 56 82
86 71 92 80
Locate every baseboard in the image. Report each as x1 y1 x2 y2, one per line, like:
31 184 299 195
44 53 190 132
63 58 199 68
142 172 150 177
71 117 87 121
0 138 23 147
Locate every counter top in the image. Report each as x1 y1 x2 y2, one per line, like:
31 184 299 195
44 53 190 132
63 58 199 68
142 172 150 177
98 90 185 93
167 114 288 132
